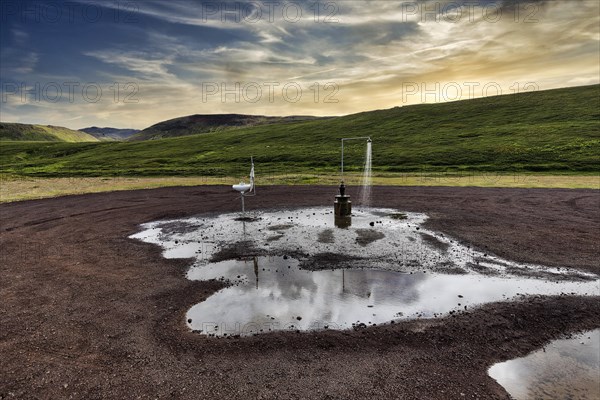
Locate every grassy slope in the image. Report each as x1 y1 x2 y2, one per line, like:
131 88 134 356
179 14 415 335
129 114 324 141
0 123 99 142
80 127 140 141
1 85 598 177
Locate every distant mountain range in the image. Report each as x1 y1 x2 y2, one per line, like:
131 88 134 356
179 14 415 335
79 127 140 141
0 123 99 142
129 114 327 141
1 114 327 142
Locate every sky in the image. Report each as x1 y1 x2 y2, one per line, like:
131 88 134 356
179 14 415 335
0 0 598 129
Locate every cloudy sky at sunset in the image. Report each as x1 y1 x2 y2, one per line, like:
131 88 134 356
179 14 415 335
1 0 598 129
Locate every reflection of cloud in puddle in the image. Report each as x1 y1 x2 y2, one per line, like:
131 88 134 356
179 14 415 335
130 207 600 336
186 256 427 335
185 256 597 337
489 329 600 400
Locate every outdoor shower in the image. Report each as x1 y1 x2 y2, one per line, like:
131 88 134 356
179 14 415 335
335 137 372 217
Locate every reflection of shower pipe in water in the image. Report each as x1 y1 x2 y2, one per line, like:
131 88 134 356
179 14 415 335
254 256 259 289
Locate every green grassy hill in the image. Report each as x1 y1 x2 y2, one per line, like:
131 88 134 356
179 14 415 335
1 85 598 177
80 127 140 141
0 123 99 142
129 114 326 141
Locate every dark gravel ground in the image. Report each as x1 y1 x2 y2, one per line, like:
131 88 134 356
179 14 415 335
1 185 598 399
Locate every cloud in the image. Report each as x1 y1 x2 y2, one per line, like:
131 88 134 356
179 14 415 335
1 0 598 129
0 49 39 74
11 28 29 45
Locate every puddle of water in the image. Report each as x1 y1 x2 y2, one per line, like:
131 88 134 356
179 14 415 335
130 207 596 280
185 256 598 337
130 207 599 337
489 330 600 400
